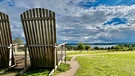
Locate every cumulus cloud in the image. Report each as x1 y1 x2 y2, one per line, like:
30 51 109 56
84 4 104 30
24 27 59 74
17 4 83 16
57 5 135 43
0 0 135 43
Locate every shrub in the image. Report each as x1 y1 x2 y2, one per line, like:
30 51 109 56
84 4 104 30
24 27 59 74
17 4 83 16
114 45 121 51
13 38 24 45
85 45 91 50
66 45 78 50
57 63 70 72
93 46 100 50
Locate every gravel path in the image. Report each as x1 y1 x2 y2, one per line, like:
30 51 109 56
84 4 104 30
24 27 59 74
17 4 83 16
1 54 87 76
56 56 80 76
1 73 17 76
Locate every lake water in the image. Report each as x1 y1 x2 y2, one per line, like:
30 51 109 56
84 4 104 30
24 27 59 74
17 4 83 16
68 44 116 48
90 45 116 48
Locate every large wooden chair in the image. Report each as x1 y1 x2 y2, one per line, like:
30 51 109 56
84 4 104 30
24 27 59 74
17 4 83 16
20 8 66 68
0 12 15 68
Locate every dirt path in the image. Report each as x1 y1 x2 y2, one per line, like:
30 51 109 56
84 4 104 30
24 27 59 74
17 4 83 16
1 54 88 76
0 52 28 76
56 54 89 76
1 72 17 76
56 56 80 76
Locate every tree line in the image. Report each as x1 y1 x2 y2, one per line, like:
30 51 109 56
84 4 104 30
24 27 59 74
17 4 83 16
66 43 135 51
66 42 91 51
13 38 135 51
92 44 135 51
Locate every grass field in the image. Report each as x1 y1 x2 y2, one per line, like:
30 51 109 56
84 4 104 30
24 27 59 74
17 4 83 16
67 50 135 76
17 69 51 76
7 50 135 76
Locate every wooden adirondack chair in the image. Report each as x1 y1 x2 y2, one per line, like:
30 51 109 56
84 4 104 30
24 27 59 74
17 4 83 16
0 12 15 68
20 8 66 68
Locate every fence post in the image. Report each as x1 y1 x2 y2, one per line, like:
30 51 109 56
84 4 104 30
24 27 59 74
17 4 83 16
9 44 13 66
61 45 63 61
54 46 57 71
25 45 27 68
64 44 66 63
14 43 18 53
0 55 1 66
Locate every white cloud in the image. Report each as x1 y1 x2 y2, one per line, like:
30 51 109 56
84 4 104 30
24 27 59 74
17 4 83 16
1 0 135 43
58 5 135 43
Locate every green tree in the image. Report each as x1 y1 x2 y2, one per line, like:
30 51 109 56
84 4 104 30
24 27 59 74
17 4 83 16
13 38 25 51
114 45 121 51
121 46 128 51
13 38 24 45
129 46 135 51
77 42 85 51
66 45 78 50
94 46 100 50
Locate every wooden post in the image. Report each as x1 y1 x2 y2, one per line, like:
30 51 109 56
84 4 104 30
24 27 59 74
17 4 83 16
0 55 1 66
54 46 57 71
9 44 13 66
61 46 63 60
25 46 27 68
64 44 66 63
14 44 18 53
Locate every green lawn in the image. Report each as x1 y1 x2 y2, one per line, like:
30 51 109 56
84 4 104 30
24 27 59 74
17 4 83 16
17 69 51 76
69 51 135 76
10 50 135 76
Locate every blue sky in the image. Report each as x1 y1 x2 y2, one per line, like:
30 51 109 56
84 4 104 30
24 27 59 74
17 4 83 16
0 0 135 43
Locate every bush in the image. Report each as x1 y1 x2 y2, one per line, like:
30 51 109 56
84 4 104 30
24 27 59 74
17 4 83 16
57 63 70 72
93 46 100 50
66 45 78 50
13 38 24 45
85 45 91 50
114 45 121 51
13 38 25 51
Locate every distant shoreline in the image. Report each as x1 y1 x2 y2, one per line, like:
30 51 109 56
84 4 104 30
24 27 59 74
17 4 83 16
67 42 135 48
67 42 135 46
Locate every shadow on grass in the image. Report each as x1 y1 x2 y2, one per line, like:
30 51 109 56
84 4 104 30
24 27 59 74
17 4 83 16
16 67 53 76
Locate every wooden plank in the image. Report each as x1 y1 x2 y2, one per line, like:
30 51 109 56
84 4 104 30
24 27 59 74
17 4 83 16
2 14 10 66
45 9 49 67
46 9 52 67
49 10 54 66
42 9 48 67
36 8 42 67
0 13 7 66
5 15 12 45
0 20 4 66
21 12 33 66
34 8 40 67
37 8 44 67
29 9 37 67
0 54 1 66
26 9 36 66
